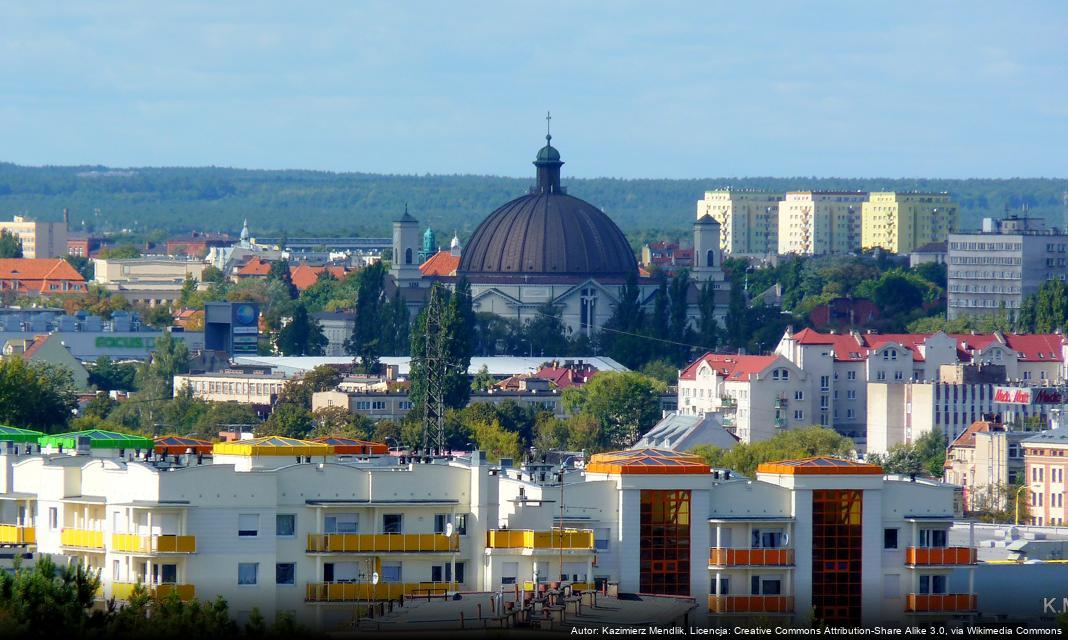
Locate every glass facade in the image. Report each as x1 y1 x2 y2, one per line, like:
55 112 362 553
639 490 691 595
811 489 863 624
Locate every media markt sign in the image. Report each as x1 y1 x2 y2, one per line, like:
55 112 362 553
993 386 1065 405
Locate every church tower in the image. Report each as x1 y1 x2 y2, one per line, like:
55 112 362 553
693 214 725 284
391 206 421 284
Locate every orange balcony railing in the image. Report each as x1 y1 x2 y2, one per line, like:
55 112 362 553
486 529 595 550
905 547 976 566
112 582 196 602
906 593 977 612
708 595 794 614
709 548 794 567
0 525 35 545
60 528 105 550
306 533 458 553
111 534 197 554
305 581 456 602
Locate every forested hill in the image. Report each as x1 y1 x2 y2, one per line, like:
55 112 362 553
0 162 1064 243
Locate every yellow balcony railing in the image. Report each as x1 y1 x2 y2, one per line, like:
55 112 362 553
305 581 456 602
486 529 595 550
709 595 794 614
111 582 196 602
905 547 976 566
0 525 35 545
306 533 458 553
521 581 595 591
906 593 977 613
709 548 794 567
61 528 105 550
111 534 197 554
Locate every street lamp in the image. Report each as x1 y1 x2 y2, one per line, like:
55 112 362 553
1015 484 1042 526
384 436 399 452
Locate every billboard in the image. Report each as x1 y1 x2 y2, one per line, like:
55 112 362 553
205 302 260 356
993 386 1065 405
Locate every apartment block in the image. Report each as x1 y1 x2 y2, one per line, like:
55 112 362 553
1022 428 1068 526
862 192 959 255
778 191 866 256
0 215 68 259
696 189 783 256
943 416 1027 512
0 429 976 628
947 215 1068 320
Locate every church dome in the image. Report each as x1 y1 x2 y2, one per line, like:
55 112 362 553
457 136 637 280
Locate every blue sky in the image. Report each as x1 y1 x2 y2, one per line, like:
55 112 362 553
1 1 1065 178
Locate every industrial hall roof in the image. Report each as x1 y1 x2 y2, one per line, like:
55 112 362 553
756 456 884 476
586 448 711 475
213 436 333 457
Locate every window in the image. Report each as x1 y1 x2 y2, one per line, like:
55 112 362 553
894 371 904 380
238 563 258 586
877 371 886 381
751 528 783 548
847 389 856 400
918 529 947 548
382 514 403 534
160 564 177 584
380 562 402 583
795 390 804 401
455 514 468 536
238 514 259 537
847 371 856 380
750 575 783 595
501 561 519 585
918 575 947 595
324 513 358 534
48 507 58 530
276 514 295 537
434 514 451 534
594 527 610 552
883 528 898 549
712 576 730 595
794 409 804 421
820 375 830 391
276 563 295 585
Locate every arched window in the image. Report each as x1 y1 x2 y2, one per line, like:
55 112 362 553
706 249 715 268
405 248 413 265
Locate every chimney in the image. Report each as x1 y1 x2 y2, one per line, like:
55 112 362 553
62 208 70 226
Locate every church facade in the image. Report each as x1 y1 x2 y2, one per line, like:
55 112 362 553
389 135 728 338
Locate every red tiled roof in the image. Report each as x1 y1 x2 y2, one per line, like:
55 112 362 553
236 256 271 276
290 263 348 291
950 419 1005 449
0 259 87 295
536 365 598 388
791 329 1065 364
19 334 51 360
679 352 780 382
419 251 460 277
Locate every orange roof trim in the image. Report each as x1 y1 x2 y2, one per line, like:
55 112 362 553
756 456 883 476
586 448 711 475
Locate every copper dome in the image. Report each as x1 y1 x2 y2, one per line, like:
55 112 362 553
457 137 637 279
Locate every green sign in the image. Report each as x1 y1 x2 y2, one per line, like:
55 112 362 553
94 336 187 350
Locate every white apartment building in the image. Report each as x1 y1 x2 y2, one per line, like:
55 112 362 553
696 189 784 257
778 191 867 256
676 353 815 442
0 432 978 629
173 371 289 406
775 328 1067 442
0 215 68 259
93 257 210 306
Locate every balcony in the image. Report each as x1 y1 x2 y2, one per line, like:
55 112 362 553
111 534 197 554
0 525 35 545
305 581 456 602
905 547 976 566
709 548 794 567
60 528 105 550
306 533 458 553
708 595 794 614
486 529 595 550
111 582 196 602
906 594 977 613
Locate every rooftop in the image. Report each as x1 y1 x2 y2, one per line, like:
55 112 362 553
756 456 883 476
586 448 711 475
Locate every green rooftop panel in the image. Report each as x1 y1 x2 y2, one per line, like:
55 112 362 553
38 429 154 451
0 425 46 443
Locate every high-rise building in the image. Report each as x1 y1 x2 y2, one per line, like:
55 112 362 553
778 192 866 256
696 189 783 256
862 192 959 254
0 215 68 259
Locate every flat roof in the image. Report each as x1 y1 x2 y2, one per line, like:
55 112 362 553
305 499 460 506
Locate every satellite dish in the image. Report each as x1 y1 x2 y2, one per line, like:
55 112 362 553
444 522 454 537
372 572 380 585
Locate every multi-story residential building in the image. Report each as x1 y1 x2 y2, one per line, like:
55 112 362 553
778 191 866 256
909 241 948 268
0 258 87 296
312 388 564 421
310 311 355 356
93 257 210 306
639 240 693 272
676 353 814 442
0 429 976 629
947 215 1068 320
943 416 1028 512
696 189 783 256
0 215 68 259
862 192 959 255
867 364 1055 455
173 371 290 408
1022 428 1068 526
776 328 1067 440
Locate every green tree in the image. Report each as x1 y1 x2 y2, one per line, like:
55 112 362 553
135 331 190 399
667 269 693 364
276 303 327 356
868 430 946 478
309 406 373 439
0 555 103 637
724 274 747 348
470 417 522 462
267 259 298 299
640 359 679 385
0 359 78 432
470 365 495 392
257 403 314 438
383 289 410 356
696 280 720 353
409 284 472 412
201 265 226 283
690 427 855 478
562 372 666 450
64 254 93 280
276 365 343 409
521 302 570 356
99 243 142 259
87 356 138 392
192 402 262 439
346 262 387 373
